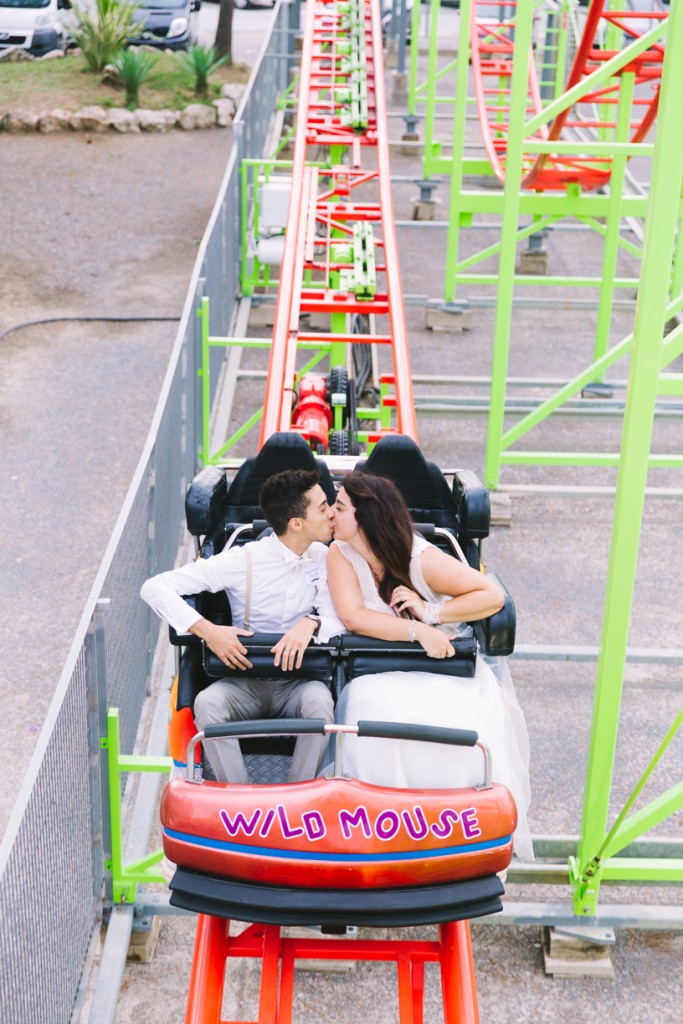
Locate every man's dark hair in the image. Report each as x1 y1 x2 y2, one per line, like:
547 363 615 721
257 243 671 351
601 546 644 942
259 468 321 536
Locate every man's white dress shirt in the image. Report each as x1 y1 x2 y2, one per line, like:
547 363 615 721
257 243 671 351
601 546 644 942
140 533 343 641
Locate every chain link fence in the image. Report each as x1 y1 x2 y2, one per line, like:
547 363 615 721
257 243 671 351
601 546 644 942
0 4 296 1021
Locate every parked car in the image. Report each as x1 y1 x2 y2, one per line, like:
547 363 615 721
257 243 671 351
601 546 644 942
127 0 200 51
0 0 73 56
203 0 273 8
234 0 274 9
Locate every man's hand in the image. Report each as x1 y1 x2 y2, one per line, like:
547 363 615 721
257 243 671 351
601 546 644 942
190 619 254 670
271 617 317 671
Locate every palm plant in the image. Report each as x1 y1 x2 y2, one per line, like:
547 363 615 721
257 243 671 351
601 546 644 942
70 0 143 73
111 47 158 109
176 43 229 99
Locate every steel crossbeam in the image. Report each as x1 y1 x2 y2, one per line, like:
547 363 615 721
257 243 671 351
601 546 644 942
259 0 417 448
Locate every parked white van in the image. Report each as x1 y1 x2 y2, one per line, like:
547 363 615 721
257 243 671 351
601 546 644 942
0 0 72 57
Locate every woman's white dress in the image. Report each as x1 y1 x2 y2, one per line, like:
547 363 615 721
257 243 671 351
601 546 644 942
334 536 533 861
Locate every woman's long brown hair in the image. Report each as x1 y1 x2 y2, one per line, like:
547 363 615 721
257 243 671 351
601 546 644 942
341 472 415 608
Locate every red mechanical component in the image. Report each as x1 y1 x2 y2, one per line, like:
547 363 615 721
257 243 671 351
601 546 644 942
470 0 667 192
290 373 333 448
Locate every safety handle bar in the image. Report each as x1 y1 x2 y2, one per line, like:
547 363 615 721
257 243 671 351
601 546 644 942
357 720 478 747
184 719 492 789
204 718 328 740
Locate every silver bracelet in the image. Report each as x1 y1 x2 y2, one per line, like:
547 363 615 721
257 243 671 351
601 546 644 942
408 624 416 642
422 600 445 625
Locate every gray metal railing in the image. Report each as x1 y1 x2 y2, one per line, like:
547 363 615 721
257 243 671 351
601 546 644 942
0 5 296 1022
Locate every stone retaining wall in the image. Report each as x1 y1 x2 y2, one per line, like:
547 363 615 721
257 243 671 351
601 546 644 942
1 95 241 133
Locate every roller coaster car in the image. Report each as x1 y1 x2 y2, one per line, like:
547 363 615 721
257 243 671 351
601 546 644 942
162 432 517 925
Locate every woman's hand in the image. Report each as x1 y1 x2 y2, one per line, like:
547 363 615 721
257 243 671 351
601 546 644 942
391 585 427 620
413 622 455 659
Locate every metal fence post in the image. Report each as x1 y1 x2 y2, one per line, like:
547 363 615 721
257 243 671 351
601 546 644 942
88 598 112 906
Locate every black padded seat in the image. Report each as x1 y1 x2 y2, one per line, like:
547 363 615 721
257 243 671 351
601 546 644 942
356 435 459 529
223 432 336 518
169 868 504 927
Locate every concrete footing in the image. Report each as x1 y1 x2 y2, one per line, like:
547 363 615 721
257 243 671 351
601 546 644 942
426 303 473 332
517 249 549 275
401 131 420 156
542 926 616 979
126 916 162 964
412 197 439 221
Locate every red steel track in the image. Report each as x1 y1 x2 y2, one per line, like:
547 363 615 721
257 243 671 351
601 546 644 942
259 0 418 448
471 0 667 191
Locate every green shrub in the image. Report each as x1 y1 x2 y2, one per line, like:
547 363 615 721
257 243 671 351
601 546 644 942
111 46 158 108
70 0 143 72
176 43 229 99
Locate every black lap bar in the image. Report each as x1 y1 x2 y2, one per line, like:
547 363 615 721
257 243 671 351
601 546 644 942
340 635 477 678
356 721 478 747
203 718 328 741
203 635 338 681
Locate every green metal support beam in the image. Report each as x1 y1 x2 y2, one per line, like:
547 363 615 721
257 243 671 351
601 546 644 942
573 0 683 916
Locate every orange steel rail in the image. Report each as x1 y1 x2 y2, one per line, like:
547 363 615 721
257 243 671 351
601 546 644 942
471 0 666 191
259 0 418 448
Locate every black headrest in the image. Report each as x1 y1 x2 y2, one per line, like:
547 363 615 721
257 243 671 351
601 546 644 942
225 432 336 510
356 435 457 520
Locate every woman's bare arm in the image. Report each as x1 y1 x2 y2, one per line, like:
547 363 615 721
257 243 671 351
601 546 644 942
420 546 504 622
327 545 454 656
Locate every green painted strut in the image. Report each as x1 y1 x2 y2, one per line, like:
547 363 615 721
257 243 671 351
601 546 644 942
104 708 171 905
573 0 683 917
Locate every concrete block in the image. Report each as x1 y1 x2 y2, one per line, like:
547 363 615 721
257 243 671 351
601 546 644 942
412 198 439 221
400 130 420 156
127 916 161 963
542 926 616 979
426 304 473 332
517 249 548 276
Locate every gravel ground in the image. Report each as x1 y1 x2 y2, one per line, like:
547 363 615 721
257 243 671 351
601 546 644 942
0 130 232 836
